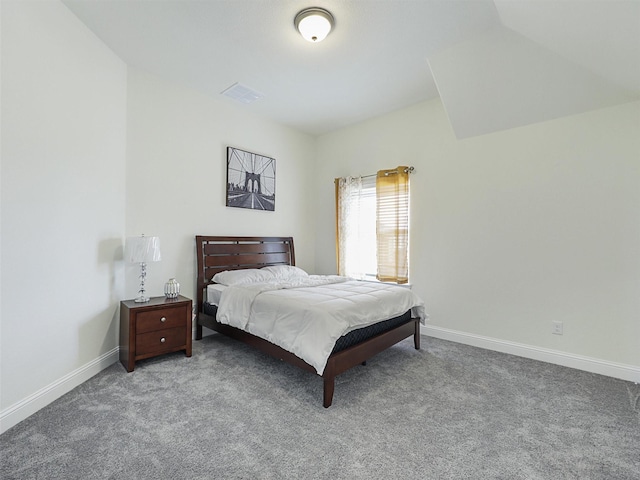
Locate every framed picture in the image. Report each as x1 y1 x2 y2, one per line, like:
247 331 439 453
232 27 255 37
226 147 276 211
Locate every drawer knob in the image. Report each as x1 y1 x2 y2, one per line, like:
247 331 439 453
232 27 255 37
160 337 166 343
160 317 167 323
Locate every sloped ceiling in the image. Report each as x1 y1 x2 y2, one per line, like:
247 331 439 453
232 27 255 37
62 0 640 138
429 25 637 138
432 0 640 138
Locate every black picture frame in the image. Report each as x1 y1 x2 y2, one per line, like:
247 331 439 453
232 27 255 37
226 147 276 211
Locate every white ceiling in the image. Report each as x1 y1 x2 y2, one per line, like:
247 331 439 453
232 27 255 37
62 0 640 138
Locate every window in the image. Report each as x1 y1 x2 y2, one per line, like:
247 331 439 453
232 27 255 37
336 175 377 280
335 166 411 283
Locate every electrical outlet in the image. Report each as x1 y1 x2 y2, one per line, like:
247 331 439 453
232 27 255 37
552 321 563 335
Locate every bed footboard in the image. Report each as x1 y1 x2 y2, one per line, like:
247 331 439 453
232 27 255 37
321 318 419 407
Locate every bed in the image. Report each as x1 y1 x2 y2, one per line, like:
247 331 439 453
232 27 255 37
195 235 424 407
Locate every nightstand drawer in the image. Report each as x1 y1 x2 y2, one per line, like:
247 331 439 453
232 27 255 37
136 306 187 333
136 326 186 355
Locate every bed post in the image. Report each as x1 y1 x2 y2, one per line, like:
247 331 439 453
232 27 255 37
414 319 420 350
196 277 204 340
195 235 206 341
322 359 336 408
323 376 335 408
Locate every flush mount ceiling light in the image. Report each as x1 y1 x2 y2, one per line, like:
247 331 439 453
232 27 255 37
294 7 334 43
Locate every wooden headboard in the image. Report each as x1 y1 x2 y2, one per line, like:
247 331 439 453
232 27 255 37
195 235 295 313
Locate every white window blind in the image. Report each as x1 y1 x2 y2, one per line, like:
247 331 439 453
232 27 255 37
376 167 410 283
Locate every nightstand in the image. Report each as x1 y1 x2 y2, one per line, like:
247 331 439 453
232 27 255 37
119 295 192 372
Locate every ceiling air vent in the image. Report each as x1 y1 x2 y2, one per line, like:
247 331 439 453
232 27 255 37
221 83 263 104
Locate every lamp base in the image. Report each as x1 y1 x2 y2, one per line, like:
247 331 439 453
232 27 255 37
134 295 150 303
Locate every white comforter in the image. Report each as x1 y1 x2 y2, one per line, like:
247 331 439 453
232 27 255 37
216 276 426 375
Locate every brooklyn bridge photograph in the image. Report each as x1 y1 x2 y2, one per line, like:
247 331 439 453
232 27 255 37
226 147 275 211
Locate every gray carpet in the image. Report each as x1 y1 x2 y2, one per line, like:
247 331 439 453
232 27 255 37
1 334 638 480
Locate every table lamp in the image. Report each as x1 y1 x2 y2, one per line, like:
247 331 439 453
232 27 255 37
125 234 161 302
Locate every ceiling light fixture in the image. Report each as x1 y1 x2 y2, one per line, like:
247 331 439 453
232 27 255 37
294 7 334 43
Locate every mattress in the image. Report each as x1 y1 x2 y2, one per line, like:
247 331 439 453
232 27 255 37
206 284 226 305
203 302 412 355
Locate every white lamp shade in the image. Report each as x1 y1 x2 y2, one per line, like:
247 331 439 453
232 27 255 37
295 8 334 43
125 236 161 263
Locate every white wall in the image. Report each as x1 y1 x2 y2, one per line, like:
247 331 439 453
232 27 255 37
315 99 640 377
1 1 127 432
125 69 317 306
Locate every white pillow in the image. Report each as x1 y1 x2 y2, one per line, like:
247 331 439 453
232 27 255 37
212 268 274 286
261 265 308 280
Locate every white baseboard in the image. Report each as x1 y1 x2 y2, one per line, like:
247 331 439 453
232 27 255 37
422 325 640 384
0 347 119 435
2 328 637 435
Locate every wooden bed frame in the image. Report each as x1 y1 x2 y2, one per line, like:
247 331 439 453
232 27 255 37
195 235 420 407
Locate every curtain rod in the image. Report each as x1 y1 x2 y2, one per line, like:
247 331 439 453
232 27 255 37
361 166 414 179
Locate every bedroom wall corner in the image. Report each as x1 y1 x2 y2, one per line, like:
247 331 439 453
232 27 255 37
1 0 127 433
